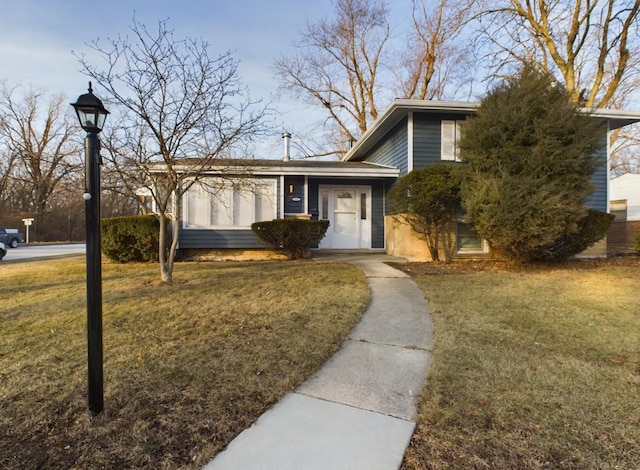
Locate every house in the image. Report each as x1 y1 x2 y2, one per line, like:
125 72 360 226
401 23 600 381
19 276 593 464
608 173 640 254
172 100 640 261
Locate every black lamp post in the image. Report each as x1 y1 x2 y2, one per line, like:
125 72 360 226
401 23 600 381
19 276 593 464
71 82 109 415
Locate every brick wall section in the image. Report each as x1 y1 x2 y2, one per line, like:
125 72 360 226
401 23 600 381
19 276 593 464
386 214 612 260
608 221 640 255
385 215 436 261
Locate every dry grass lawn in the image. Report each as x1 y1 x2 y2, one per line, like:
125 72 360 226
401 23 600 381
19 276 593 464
0 258 369 469
400 258 640 470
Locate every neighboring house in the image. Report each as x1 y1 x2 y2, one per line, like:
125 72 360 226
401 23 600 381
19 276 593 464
162 100 640 261
608 173 640 254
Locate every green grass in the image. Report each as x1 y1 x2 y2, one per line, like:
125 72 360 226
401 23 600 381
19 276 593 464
401 261 640 469
0 258 369 469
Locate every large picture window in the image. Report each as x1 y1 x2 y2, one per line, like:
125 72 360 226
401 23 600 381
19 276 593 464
184 178 277 229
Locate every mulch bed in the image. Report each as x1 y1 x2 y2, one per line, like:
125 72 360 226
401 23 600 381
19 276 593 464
389 254 640 275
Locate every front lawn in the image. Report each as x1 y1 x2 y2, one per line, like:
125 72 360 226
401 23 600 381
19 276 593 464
0 258 369 469
401 259 640 469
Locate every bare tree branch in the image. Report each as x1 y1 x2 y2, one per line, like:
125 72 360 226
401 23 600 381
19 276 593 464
75 18 270 282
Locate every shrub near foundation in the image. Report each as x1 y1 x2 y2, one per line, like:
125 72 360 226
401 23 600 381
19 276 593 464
252 219 330 259
101 215 160 263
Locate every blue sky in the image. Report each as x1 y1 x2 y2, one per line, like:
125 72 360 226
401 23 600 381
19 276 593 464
2 0 393 157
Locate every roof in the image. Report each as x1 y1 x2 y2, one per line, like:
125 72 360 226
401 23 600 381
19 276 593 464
343 99 640 162
150 158 399 178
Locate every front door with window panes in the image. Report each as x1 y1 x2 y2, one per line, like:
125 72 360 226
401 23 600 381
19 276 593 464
318 185 371 249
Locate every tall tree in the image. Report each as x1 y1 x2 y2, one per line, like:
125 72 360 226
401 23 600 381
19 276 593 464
76 18 269 282
275 0 474 157
479 0 640 107
0 85 80 240
400 0 475 100
459 66 609 261
274 0 391 153
479 0 640 173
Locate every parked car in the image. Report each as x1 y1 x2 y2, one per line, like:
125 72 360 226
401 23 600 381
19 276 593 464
0 226 25 248
0 242 6 260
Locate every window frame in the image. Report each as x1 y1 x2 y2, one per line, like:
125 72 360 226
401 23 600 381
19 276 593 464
441 120 465 162
455 219 489 254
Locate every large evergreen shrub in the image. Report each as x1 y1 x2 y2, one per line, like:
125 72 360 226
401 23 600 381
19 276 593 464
102 215 160 263
252 219 330 260
530 210 614 261
459 66 607 262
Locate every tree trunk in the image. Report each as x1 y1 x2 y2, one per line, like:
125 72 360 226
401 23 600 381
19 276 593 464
158 215 173 283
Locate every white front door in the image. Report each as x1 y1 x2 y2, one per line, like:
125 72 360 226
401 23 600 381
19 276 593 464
318 185 371 249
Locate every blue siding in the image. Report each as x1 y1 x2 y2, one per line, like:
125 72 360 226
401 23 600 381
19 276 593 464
412 113 444 170
412 112 473 170
308 177 387 249
179 229 261 249
365 118 408 173
586 139 608 211
284 175 305 214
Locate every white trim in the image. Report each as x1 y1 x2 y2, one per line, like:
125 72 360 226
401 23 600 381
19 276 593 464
304 175 309 214
407 111 414 172
280 175 285 218
606 121 611 213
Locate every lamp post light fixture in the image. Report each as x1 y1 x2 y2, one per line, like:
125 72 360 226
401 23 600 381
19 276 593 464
71 82 109 415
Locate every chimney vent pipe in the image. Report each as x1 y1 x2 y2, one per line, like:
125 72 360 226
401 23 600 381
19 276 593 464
282 131 291 162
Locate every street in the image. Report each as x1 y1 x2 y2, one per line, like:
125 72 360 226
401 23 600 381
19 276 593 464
1 244 85 263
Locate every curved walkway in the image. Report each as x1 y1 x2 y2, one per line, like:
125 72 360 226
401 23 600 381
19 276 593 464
204 254 433 470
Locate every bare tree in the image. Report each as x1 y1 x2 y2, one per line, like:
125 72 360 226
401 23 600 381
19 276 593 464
478 0 640 173
0 85 81 239
400 0 476 100
274 0 391 154
478 0 640 107
610 126 640 174
274 0 475 157
76 18 269 282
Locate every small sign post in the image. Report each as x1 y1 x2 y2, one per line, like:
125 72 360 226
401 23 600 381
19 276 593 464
22 218 34 244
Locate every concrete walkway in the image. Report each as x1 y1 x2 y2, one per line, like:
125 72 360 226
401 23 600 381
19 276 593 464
203 255 433 470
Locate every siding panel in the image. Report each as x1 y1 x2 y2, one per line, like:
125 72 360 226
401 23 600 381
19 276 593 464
413 114 442 169
179 229 261 249
585 140 608 211
365 118 408 173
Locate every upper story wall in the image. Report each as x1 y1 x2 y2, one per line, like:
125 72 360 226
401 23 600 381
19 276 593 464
358 110 610 213
363 117 408 173
412 112 471 172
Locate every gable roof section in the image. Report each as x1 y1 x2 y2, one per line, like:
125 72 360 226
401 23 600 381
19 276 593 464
343 99 640 162
343 100 474 162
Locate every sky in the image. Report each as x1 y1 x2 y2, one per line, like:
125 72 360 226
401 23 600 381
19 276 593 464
0 0 413 159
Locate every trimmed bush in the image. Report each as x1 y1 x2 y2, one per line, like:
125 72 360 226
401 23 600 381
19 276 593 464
252 219 330 260
635 228 640 253
102 215 160 263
